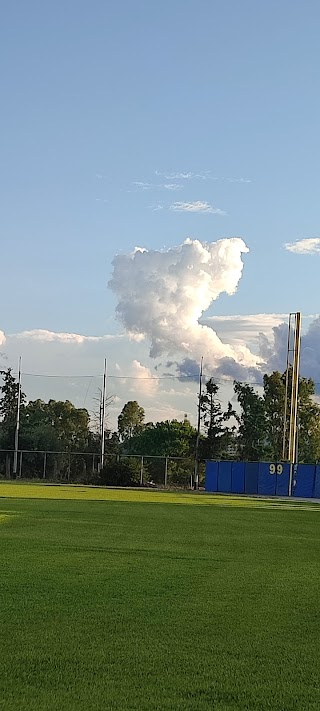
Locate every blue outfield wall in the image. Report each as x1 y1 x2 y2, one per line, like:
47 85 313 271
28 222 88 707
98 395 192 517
245 463 259 495
231 462 245 494
205 461 319 498
258 462 276 496
217 461 232 493
205 461 218 493
293 464 315 498
276 464 290 496
314 466 320 498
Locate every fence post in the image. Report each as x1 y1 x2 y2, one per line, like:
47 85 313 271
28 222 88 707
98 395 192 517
19 451 23 478
67 453 71 483
92 454 95 474
140 456 144 486
43 452 47 480
164 457 168 487
6 454 10 480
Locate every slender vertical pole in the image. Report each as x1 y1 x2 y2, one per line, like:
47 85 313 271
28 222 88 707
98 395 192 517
194 357 204 490
140 456 144 486
13 356 22 479
99 390 102 438
164 457 168 487
43 452 47 479
288 312 301 496
282 314 292 460
101 358 107 470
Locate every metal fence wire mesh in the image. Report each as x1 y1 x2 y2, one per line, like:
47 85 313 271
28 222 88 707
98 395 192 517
0 450 205 488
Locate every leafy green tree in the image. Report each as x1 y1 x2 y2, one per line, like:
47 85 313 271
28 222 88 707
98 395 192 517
123 419 197 457
298 377 320 463
263 371 286 461
105 430 120 455
199 378 234 459
233 381 268 461
235 371 320 463
263 370 320 463
0 368 26 449
24 399 90 452
118 401 145 441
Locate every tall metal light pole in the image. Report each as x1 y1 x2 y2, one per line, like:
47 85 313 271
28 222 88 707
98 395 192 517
282 313 301 496
13 356 22 479
288 312 301 495
100 358 107 470
194 357 203 490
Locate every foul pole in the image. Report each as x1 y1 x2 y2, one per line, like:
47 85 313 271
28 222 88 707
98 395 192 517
282 313 301 496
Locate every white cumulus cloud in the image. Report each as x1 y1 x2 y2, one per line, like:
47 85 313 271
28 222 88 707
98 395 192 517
260 315 320 387
203 314 288 351
109 237 260 379
285 238 320 254
114 360 159 397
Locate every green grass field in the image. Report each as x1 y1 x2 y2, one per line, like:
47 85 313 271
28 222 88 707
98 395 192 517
1 483 320 710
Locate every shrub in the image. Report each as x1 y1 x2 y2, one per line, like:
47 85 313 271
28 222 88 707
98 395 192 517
97 458 141 487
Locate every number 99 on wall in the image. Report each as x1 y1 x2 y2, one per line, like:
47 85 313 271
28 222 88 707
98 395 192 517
269 463 283 475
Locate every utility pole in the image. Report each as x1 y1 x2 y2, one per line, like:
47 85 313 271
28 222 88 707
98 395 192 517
13 356 22 479
194 357 203 490
100 358 107 470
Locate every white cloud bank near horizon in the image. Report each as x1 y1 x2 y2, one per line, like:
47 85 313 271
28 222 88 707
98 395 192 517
2 234 320 424
0 327 198 426
2 311 320 425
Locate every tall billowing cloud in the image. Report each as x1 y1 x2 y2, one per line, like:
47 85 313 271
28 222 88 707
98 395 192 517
260 316 320 387
109 238 261 378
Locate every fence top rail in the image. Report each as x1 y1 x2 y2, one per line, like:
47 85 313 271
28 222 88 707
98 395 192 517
0 448 194 461
0 449 100 456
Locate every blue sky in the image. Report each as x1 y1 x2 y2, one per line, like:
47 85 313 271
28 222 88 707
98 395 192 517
1 1 320 421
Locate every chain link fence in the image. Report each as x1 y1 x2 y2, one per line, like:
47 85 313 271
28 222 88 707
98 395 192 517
0 449 205 488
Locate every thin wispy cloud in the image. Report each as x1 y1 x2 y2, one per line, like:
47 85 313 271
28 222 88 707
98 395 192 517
133 181 183 192
165 172 193 180
148 203 164 211
12 329 124 344
163 183 183 191
285 238 320 255
132 181 154 190
155 170 251 183
224 177 251 183
193 171 213 180
169 201 226 215
155 170 193 180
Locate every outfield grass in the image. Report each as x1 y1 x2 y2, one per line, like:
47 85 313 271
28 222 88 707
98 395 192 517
1 485 320 710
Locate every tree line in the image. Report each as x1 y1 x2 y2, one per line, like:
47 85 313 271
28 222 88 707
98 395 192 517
1 366 320 483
